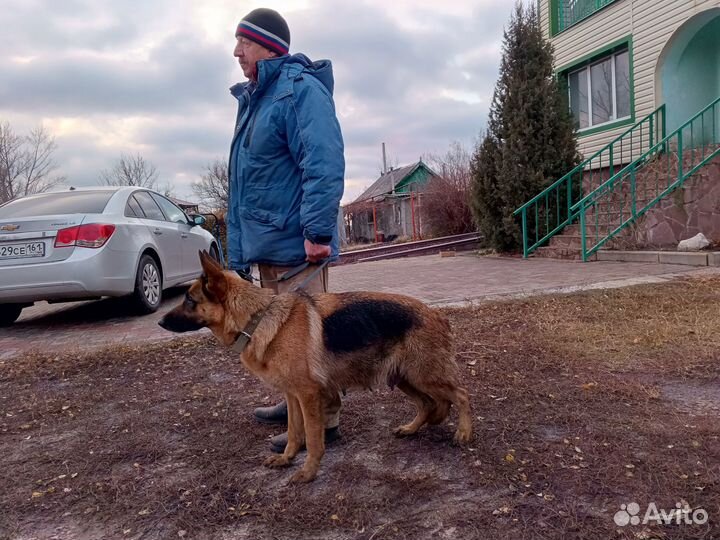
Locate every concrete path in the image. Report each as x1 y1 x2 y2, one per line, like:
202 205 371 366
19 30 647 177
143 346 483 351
330 254 719 304
1 253 715 359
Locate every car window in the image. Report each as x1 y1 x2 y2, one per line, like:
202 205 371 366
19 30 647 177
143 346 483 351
0 191 114 218
150 193 188 224
125 196 145 218
133 191 166 221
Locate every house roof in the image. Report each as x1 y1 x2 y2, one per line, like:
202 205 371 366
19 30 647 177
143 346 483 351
350 162 423 204
169 197 199 208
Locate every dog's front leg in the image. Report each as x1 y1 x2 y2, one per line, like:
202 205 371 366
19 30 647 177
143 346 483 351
290 393 324 483
284 394 305 457
264 395 304 468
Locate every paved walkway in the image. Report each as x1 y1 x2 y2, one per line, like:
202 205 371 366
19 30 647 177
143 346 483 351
1 254 715 359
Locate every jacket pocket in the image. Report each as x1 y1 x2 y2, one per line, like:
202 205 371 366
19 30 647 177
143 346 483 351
239 206 289 230
243 112 258 149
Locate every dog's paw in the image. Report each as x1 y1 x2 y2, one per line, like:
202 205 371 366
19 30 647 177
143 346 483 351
453 428 472 445
289 467 317 483
393 424 418 437
263 455 292 468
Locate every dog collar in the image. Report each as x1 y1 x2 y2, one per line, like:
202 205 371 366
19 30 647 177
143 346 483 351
231 309 266 353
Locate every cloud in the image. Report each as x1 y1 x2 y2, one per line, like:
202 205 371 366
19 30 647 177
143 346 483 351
0 0 185 53
0 39 230 116
0 0 510 204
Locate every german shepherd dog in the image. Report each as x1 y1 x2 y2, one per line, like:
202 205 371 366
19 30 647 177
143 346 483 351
158 251 472 483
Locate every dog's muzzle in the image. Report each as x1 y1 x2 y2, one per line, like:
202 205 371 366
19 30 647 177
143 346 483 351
158 313 204 333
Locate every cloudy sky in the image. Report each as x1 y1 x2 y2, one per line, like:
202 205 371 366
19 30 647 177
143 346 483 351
0 0 513 205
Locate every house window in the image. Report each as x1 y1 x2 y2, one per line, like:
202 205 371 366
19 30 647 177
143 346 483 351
568 48 630 131
552 0 619 34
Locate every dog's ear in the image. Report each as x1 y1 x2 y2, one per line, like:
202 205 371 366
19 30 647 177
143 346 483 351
199 250 223 272
199 250 227 303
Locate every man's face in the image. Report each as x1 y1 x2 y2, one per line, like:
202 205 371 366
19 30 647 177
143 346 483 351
234 37 276 81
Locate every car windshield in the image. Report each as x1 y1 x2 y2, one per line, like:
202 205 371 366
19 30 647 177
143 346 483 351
0 191 114 218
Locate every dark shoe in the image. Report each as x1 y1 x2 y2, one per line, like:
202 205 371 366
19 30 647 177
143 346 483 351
270 426 341 454
253 400 288 425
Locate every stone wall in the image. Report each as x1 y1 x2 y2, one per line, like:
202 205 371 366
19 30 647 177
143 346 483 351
608 156 720 249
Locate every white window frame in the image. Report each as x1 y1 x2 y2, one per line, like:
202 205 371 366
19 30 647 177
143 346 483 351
568 48 630 131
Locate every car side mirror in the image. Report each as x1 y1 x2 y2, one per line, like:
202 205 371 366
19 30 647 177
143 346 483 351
189 214 206 227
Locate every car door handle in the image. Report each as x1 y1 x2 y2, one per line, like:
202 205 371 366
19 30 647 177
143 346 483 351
153 229 162 235
181 233 188 239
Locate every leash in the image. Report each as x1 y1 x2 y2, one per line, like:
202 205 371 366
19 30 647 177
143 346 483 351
230 259 329 353
238 261 310 285
239 259 329 288
289 259 329 292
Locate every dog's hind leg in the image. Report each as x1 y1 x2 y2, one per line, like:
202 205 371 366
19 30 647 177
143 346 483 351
264 395 304 468
393 380 434 437
289 393 325 483
428 384 472 444
426 399 451 425
451 386 473 444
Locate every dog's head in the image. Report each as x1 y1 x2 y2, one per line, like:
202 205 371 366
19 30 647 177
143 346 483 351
158 250 232 335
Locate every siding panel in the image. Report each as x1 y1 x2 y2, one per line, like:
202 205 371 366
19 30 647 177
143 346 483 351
547 0 720 160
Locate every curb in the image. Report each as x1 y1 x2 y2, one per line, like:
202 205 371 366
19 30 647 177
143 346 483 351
431 267 720 308
597 250 720 267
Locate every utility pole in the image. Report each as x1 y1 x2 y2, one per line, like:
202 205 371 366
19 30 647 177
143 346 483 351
382 142 388 175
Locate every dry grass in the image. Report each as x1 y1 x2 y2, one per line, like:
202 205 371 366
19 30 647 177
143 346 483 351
530 274 720 375
1 276 719 539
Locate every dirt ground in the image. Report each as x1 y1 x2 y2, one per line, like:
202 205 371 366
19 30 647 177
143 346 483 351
1 276 719 540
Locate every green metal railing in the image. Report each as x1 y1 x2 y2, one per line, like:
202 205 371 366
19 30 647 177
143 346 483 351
514 104 665 258
555 0 618 33
575 97 720 261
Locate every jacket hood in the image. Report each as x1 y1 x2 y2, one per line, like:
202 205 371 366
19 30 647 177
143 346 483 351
283 53 335 95
230 53 335 97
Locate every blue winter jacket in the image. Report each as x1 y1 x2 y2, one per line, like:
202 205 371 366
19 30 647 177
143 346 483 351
227 53 345 272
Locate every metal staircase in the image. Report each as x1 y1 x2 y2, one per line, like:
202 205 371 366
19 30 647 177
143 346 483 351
515 97 720 261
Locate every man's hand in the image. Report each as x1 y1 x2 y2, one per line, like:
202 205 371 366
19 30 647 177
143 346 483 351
304 239 331 263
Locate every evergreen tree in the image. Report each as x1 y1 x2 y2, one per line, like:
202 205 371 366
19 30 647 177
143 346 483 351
471 3 580 251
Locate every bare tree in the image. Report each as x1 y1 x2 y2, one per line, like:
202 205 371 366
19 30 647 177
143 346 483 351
421 141 476 237
159 182 176 199
100 153 159 188
0 123 22 204
0 122 65 204
191 159 229 210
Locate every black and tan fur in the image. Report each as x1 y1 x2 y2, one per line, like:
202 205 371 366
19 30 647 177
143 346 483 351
158 251 473 483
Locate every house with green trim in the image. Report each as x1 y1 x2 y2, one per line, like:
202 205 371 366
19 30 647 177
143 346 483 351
547 0 718 155
343 160 438 244
515 0 720 260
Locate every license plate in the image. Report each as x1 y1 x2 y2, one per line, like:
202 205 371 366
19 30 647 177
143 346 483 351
0 241 45 260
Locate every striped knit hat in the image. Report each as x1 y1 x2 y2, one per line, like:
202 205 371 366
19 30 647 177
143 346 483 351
236 8 290 56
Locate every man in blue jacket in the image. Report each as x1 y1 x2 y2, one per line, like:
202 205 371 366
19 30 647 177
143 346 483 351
228 8 345 453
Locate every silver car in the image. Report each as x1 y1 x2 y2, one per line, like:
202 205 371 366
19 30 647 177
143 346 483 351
0 187 219 326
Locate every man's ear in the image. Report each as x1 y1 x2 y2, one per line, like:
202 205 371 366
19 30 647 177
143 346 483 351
199 250 227 303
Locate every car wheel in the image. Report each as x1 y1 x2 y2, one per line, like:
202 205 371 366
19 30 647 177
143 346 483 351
133 254 162 314
0 304 23 327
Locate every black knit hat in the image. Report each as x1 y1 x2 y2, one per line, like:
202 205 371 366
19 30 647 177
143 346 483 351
236 8 290 56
